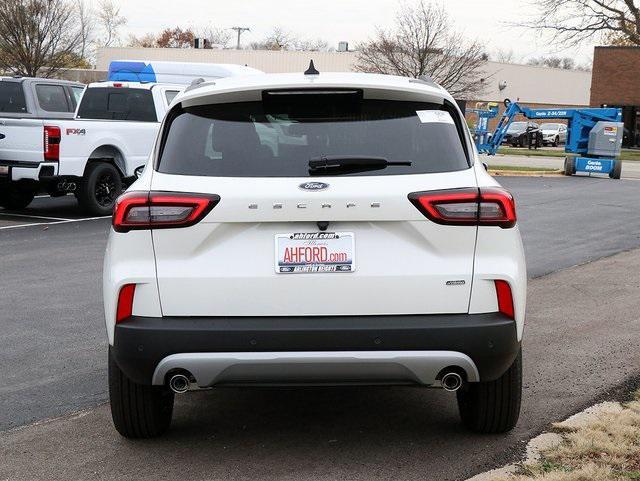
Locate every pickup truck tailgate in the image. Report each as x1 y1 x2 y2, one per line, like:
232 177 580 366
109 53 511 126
0 118 43 163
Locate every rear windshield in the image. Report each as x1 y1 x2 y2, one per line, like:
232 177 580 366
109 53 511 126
77 87 156 121
0 81 27 113
157 94 469 177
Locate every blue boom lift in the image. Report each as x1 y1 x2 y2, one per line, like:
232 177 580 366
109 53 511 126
469 101 499 147
473 100 624 179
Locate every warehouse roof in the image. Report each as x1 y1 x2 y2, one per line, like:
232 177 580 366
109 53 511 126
97 47 592 105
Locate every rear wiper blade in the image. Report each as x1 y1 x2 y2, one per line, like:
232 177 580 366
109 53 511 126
308 155 411 174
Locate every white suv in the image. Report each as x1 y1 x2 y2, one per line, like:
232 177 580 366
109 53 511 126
104 70 526 438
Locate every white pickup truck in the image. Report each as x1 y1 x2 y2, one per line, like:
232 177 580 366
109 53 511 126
52 81 184 215
0 76 85 209
0 79 180 214
1 61 262 215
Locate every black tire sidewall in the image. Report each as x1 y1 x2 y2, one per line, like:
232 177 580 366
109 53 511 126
78 163 122 216
564 157 575 176
0 184 35 210
610 160 622 179
108 347 174 438
457 348 522 433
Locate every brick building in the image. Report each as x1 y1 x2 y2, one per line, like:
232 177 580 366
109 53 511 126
591 46 640 147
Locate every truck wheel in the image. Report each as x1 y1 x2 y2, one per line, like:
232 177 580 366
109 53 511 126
456 348 522 434
0 184 35 210
108 347 174 438
77 162 122 216
564 157 575 176
609 160 622 179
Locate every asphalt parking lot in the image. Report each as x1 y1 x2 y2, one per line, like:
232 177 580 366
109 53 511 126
1 176 640 480
0 195 109 229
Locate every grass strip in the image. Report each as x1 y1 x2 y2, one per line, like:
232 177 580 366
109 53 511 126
497 390 640 481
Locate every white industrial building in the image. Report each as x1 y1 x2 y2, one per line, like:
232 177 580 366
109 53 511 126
97 47 592 107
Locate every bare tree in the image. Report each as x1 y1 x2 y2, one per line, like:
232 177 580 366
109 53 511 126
77 1 95 61
0 0 86 77
250 27 296 50
295 38 332 51
355 1 488 99
527 55 579 69
247 27 332 51
197 25 232 48
127 33 156 48
528 56 562 68
96 0 127 48
525 0 640 46
493 48 519 63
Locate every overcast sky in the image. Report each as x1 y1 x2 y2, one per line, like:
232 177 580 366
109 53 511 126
110 0 595 64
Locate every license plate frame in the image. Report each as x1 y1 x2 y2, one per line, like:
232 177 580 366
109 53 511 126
275 232 355 274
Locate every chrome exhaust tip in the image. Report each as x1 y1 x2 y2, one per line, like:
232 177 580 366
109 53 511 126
441 372 463 392
168 373 190 394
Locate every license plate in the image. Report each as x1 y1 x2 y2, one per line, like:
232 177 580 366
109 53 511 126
0 165 8 176
275 232 355 274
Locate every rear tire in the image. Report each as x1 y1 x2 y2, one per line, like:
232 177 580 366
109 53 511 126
0 184 35 210
77 162 122 216
456 348 522 434
564 157 575 176
108 347 174 438
609 160 622 179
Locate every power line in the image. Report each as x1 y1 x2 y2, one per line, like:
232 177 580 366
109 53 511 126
231 27 250 49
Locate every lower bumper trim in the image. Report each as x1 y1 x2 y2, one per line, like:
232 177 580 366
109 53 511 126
151 350 480 387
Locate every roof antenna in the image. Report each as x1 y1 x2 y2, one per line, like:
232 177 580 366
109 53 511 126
304 59 319 75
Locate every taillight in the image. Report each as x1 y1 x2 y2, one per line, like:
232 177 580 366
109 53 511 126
43 125 61 162
112 191 220 232
408 187 516 228
116 284 136 323
494 280 515 319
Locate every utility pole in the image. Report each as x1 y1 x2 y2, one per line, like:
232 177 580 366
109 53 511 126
231 27 250 49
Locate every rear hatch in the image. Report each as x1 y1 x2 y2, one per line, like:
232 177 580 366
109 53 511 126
149 89 478 317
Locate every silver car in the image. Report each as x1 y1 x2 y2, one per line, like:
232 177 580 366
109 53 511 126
540 123 567 146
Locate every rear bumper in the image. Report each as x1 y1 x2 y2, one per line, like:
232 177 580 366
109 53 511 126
112 313 520 386
0 160 58 181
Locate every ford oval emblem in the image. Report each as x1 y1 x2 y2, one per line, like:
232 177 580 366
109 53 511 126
299 182 329 191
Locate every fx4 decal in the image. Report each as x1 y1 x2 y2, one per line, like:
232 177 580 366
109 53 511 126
66 128 86 135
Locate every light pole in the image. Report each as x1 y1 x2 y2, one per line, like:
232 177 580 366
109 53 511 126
231 27 250 49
